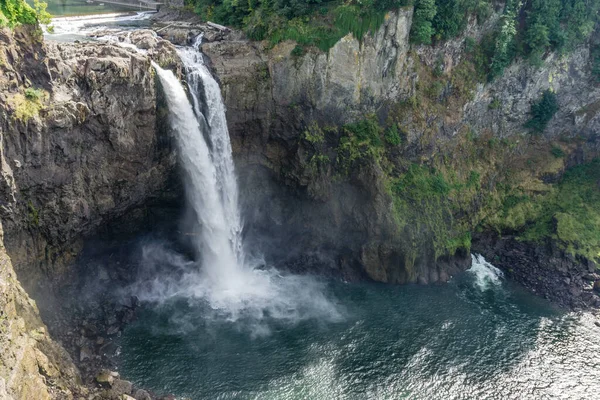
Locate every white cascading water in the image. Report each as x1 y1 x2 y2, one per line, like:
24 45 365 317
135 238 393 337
177 35 244 261
152 62 254 307
467 254 504 291
150 37 341 328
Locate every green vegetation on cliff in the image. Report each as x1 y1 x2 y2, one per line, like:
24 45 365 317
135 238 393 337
494 159 600 263
389 163 473 261
186 0 410 51
188 0 599 71
8 87 47 122
301 91 598 267
525 90 559 133
486 0 600 79
0 0 50 28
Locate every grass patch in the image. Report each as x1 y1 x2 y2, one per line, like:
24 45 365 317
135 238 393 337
490 159 600 262
524 160 600 262
336 115 384 176
9 89 47 122
27 200 40 227
550 146 565 158
389 163 473 263
384 124 402 146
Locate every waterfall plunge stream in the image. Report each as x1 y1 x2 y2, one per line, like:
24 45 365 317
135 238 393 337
148 40 341 329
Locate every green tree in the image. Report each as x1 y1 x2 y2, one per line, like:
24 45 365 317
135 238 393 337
489 0 521 79
523 0 560 60
432 0 464 40
525 90 559 133
0 0 51 28
410 0 437 44
525 22 550 64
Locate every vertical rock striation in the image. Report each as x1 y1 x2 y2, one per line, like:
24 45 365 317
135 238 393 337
0 27 178 286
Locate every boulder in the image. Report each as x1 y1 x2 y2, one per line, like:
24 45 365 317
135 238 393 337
111 380 133 397
134 389 152 400
96 370 115 386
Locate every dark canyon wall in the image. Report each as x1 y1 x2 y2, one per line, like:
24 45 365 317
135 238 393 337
200 8 600 288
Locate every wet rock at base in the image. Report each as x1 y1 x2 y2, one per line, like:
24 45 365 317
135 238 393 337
111 379 133 396
80 346 93 362
133 389 152 400
96 369 119 386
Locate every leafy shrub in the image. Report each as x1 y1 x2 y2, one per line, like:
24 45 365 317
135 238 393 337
467 170 481 188
525 90 559 133
0 0 50 28
551 146 565 158
24 87 42 100
488 98 501 110
464 36 476 53
291 44 305 57
0 0 36 27
343 116 383 148
425 80 445 99
335 115 384 175
302 122 325 144
384 124 402 145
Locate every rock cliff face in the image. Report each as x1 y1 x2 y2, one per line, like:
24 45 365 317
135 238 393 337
200 9 435 281
0 26 178 286
203 8 414 145
0 26 179 398
0 221 81 399
465 47 600 146
200 8 600 284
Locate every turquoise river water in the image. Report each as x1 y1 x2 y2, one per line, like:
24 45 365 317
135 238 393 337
117 262 600 400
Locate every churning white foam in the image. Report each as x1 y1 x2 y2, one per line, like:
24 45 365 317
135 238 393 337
467 254 504 291
48 12 152 36
146 42 342 331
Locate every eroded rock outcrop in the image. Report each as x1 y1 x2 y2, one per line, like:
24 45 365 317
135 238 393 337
0 26 180 398
0 220 81 399
0 26 178 286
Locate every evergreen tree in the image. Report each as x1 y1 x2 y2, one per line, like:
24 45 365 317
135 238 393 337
411 0 437 44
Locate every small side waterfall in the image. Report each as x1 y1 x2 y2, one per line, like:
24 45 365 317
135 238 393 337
151 38 341 328
467 254 504 291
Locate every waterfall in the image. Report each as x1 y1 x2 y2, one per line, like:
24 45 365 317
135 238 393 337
152 60 252 303
177 38 244 261
467 254 504 291
148 40 341 330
